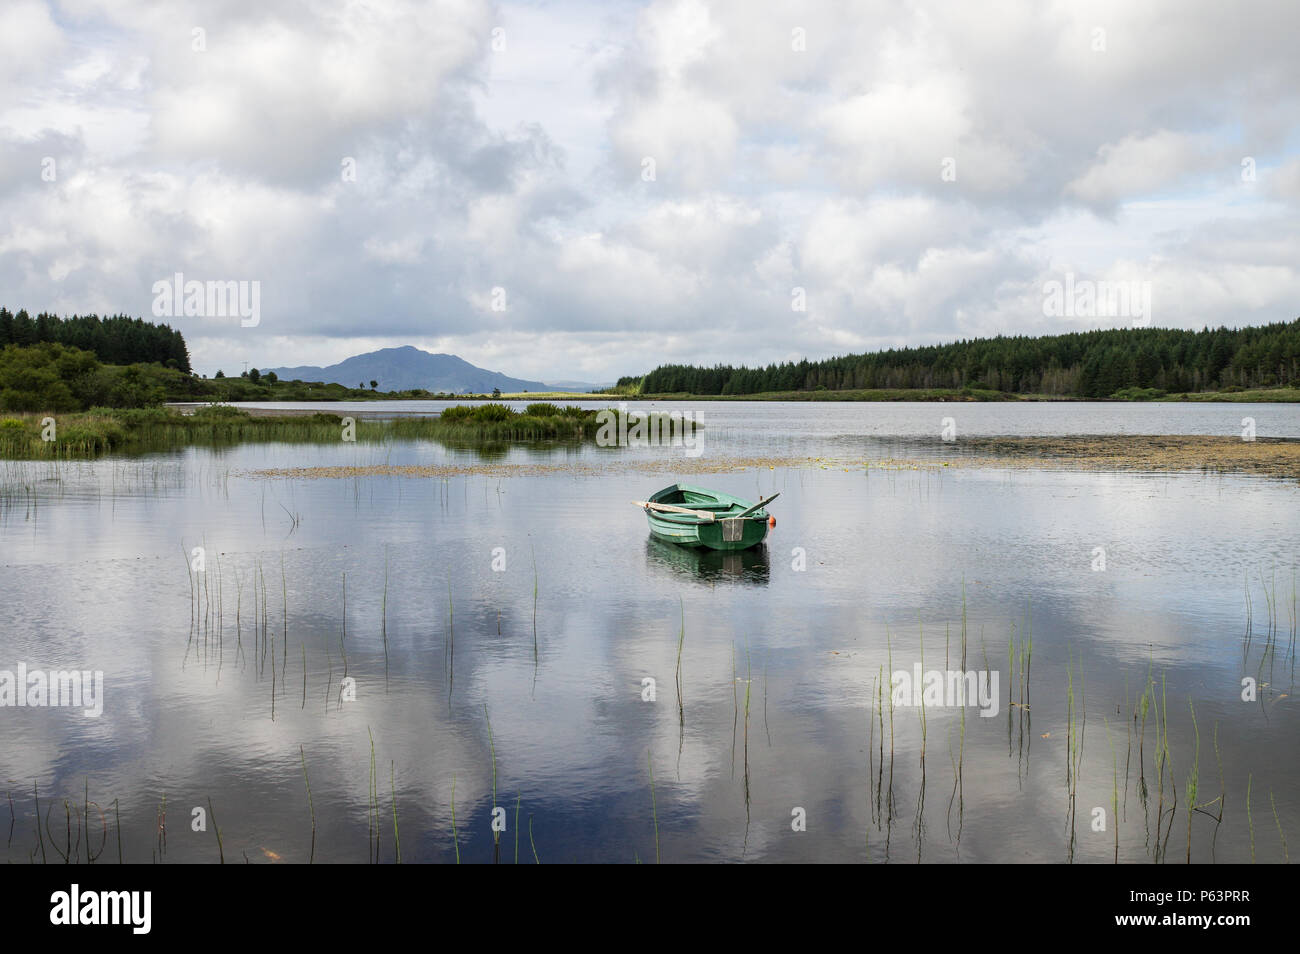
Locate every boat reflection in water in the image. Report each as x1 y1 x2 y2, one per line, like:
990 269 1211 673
644 536 771 586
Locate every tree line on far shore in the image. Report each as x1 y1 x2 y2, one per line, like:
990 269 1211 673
0 307 190 372
622 321 1300 397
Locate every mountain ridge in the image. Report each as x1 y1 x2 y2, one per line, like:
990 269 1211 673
264 346 607 393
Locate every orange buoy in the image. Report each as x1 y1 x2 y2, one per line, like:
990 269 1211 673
767 515 776 529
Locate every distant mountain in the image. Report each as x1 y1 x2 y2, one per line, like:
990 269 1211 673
263 346 604 394
544 379 615 393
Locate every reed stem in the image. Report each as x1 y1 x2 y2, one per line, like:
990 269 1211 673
451 774 460 864
207 796 224 864
649 752 660 864
391 760 401 864
300 745 316 863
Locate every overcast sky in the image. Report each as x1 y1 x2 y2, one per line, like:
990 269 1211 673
2 0 1299 380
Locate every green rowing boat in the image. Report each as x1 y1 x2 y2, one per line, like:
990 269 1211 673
633 483 778 551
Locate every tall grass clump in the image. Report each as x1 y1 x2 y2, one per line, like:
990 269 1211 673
432 403 614 441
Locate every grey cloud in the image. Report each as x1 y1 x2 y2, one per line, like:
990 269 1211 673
0 130 83 197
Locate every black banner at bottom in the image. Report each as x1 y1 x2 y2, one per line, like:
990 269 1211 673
0 863 1276 941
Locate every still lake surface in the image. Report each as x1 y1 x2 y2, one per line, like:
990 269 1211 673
1 401 1296 863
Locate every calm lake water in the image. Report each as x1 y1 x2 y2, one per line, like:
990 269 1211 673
1 401 1296 863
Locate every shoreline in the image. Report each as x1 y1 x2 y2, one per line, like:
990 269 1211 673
166 403 432 419
241 435 1300 482
168 385 1300 406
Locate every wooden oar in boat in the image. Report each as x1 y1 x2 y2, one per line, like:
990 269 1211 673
733 493 779 519
632 500 717 521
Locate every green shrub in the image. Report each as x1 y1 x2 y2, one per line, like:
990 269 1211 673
1110 386 1166 401
440 403 519 423
191 404 252 420
438 404 476 423
473 403 515 422
103 406 177 428
524 402 564 417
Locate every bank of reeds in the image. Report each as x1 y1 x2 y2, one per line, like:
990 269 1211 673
0 402 698 458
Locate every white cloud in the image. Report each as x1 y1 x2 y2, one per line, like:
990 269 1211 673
0 0 65 84
1066 130 1225 206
